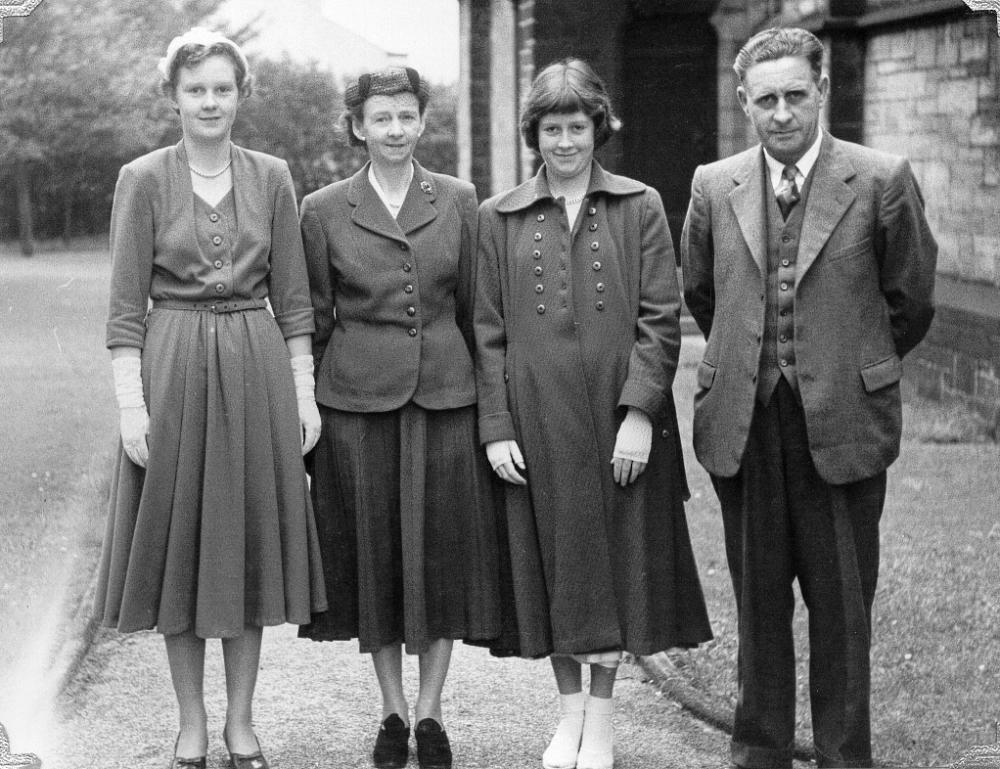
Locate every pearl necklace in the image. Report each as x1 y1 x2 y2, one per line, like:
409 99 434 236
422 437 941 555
188 159 232 178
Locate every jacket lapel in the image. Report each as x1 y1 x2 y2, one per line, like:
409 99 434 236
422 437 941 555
728 149 768 277
797 134 857 280
396 161 438 235
347 163 407 243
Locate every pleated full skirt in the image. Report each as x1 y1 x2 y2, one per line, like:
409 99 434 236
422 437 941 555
299 403 503 655
94 307 327 638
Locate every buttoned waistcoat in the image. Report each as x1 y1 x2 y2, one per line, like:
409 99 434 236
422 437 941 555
301 161 479 412
681 132 937 485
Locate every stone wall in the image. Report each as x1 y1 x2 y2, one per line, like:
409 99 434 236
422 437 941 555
863 11 1000 427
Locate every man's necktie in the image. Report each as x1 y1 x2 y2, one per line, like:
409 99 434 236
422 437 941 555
776 164 800 220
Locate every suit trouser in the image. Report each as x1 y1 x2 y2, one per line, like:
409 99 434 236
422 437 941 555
712 378 886 768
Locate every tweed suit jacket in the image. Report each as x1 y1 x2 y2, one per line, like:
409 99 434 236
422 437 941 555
301 161 479 412
681 131 937 485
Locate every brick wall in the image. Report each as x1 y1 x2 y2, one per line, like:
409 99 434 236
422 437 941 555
864 12 1000 427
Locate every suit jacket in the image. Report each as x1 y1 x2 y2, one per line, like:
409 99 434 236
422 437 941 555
301 160 479 412
681 131 937 485
106 141 314 348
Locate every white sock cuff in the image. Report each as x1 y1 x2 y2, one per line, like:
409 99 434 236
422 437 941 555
560 691 587 713
585 695 614 715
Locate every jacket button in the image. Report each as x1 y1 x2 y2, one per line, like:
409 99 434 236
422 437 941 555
399 242 408 251
782 234 792 243
533 249 542 259
534 266 543 276
408 328 418 337
596 301 605 311
535 284 544 293
537 214 545 222
212 235 223 246
209 213 220 222
780 358 788 367
592 261 602 271
779 334 788 343
534 232 542 241
214 260 223 269
661 429 669 438
537 304 546 314
589 222 598 231
780 282 789 291
588 206 597 216
503 373 509 382
215 283 225 293
407 306 416 316
590 241 600 251
404 284 414 293
596 282 605 292
781 259 790 267
403 263 412 272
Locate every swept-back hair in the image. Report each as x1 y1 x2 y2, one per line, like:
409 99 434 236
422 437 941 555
733 27 825 83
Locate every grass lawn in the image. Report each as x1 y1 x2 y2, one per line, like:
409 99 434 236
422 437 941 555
0 245 116 732
672 336 1000 767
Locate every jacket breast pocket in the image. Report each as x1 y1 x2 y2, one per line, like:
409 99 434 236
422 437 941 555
696 360 717 390
824 236 872 263
861 355 902 392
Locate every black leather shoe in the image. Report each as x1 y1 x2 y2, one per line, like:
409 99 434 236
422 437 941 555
223 730 269 769
414 719 452 769
170 736 206 769
373 714 410 769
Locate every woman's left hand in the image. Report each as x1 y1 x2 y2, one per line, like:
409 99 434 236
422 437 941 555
611 407 652 487
299 399 322 455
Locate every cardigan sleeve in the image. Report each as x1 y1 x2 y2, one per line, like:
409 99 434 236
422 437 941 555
473 202 516 444
267 162 315 339
454 181 480 356
617 188 681 418
106 165 155 349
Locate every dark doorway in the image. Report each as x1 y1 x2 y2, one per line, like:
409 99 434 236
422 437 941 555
622 15 718 258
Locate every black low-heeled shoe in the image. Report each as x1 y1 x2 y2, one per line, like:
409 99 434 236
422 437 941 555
373 713 410 769
414 718 452 769
222 730 269 769
170 736 206 769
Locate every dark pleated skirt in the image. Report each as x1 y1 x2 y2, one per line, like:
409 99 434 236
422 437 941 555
93 307 327 638
299 402 503 654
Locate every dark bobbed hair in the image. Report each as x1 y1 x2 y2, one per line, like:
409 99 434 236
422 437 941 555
342 67 431 148
160 40 253 99
733 27 825 84
519 57 622 153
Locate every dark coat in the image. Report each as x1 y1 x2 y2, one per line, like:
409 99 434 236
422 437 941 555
301 161 479 412
681 132 937 485
475 162 711 657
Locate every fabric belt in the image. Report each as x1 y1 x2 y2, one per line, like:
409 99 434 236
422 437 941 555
152 298 267 313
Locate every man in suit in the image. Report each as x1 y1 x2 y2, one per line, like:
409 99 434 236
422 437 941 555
681 27 937 769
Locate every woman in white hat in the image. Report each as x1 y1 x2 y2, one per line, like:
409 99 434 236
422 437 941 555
94 27 326 769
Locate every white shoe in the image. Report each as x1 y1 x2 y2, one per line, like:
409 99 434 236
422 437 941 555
542 692 586 769
576 696 613 769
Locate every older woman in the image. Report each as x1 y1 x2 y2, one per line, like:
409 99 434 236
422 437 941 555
298 67 501 769
475 58 712 769
94 28 325 769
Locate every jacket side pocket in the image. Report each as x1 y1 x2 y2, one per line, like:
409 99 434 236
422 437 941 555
860 355 902 392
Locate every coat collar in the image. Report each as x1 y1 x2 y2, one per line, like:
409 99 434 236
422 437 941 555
728 131 857 278
494 161 645 213
346 159 438 242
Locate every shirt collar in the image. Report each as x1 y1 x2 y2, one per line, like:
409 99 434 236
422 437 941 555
763 129 823 191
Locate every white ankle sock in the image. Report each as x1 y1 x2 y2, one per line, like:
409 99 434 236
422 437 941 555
542 691 586 769
576 695 614 769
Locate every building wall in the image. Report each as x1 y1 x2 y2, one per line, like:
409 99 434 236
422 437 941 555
863 10 1000 425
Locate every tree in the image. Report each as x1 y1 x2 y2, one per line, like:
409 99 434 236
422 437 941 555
0 0 227 254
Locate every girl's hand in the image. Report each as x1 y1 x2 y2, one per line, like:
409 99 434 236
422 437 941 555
485 439 527 485
611 407 651 487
